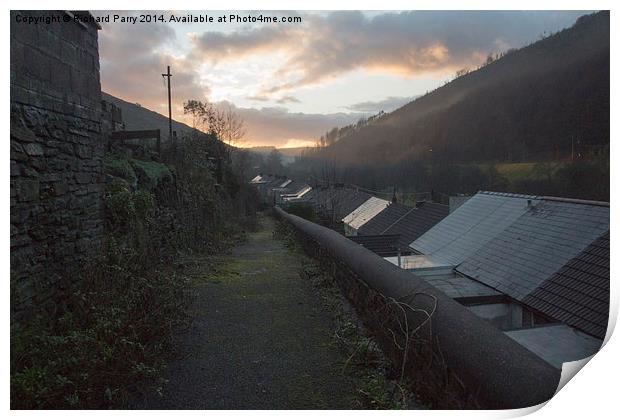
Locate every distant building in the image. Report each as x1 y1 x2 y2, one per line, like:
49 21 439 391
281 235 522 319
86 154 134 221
342 196 391 236
311 186 372 228
357 201 449 251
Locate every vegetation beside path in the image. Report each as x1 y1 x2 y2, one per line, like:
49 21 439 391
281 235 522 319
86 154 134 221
138 214 420 409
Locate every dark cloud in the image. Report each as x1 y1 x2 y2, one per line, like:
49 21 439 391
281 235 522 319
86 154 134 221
97 11 210 111
189 11 588 95
189 25 298 62
97 10 589 146
344 96 418 113
276 96 301 104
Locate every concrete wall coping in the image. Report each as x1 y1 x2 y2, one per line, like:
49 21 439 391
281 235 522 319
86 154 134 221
275 206 561 409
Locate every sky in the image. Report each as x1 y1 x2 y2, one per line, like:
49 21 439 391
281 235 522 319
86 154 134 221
95 10 588 148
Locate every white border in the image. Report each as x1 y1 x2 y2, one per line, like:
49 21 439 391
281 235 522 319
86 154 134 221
3 1 617 419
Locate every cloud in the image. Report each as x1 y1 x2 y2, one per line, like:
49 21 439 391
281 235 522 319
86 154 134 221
344 96 418 113
189 11 587 95
95 12 346 147
189 25 298 62
226 104 364 147
97 10 589 146
96 11 211 113
276 96 301 104
247 94 271 102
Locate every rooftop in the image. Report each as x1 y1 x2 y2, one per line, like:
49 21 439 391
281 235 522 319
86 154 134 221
456 199 609 302
357 202 412 235
505 324 602 369
342 197 391 230
349 234 408 257
410 191 539 266
412 267 505 301
283 185 313 201
522 231 610 339
310 188 372 221
384 254 452 270
381 202 449 249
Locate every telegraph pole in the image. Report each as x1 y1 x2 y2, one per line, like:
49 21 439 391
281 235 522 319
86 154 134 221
162 66 173 146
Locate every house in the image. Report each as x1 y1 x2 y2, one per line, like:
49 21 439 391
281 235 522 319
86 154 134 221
249 174 289 203
274 181 310 204
521 231 609 339
309 186 372 227
281 185 312 202
410 192 539 267
342 196 391 236
357 201 449 251
385 191 610 368
349 234 408 257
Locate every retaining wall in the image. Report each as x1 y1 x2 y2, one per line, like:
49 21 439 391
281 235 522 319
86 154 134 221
275 206 561 409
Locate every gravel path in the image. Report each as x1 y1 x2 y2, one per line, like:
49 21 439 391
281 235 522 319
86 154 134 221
139 214 358 409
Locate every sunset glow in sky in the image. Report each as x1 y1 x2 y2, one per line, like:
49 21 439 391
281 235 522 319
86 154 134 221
95 10 588 148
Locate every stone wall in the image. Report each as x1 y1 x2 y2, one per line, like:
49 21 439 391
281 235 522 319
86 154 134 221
10 11 105 317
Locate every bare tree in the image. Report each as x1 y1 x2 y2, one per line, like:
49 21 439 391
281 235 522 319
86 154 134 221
183 100 211 131
184 99 244 144
221 104 246 147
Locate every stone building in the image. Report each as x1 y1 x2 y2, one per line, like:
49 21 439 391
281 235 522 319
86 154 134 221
101 98 124 133
10 11 104 317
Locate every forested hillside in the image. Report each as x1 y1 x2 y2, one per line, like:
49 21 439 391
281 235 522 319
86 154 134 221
291 11 609 200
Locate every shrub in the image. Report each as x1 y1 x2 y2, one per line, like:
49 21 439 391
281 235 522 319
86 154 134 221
284 203 316 221
11 133 258 409
11 258 192 408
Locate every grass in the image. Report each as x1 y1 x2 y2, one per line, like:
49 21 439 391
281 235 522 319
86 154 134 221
494 162 541 181
103 155 174 191
130 159 173 191
490 161 564 183
274 220 422 409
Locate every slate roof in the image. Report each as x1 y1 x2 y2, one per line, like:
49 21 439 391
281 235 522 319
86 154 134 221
293 187 316 202
349 234 410 257
456 199 609 304
342 197 391 230
358 202 449 249
411 191 539 266
383 202 449 248
283 185 312 202
522 231 610 339
262 176 287 188
358 203 412 235
279 180 306 195
310 188 372 221
278 179 293 188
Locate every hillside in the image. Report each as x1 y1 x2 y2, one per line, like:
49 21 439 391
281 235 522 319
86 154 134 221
306 11 609 168
102 92 200 139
